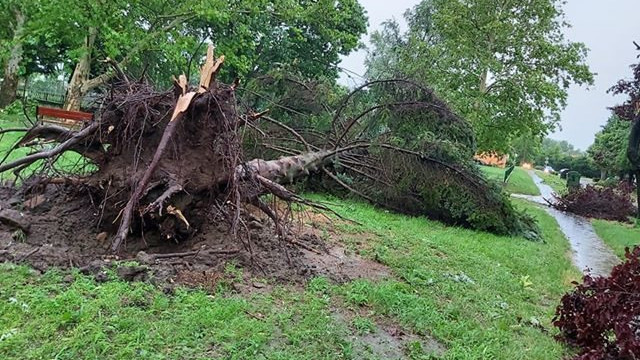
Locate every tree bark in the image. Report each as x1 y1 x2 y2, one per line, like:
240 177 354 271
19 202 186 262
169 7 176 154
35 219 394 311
0 10 26 109
479 68 489 94
63 15 192 111
64 28 97 111
600 169 607 181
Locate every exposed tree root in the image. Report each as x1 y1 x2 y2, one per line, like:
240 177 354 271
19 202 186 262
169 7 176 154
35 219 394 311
0 43 534 257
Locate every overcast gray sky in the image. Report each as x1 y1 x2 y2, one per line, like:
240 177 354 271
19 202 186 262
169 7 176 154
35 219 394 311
338 0 640 150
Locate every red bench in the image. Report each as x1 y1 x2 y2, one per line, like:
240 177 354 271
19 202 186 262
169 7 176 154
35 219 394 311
36 106 93 128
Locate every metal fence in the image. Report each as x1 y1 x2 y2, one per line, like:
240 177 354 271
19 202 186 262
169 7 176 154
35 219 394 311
16 85 101 110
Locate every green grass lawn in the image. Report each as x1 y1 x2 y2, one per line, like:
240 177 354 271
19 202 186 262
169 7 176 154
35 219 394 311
534 170 566 194
592 219 640 259
0 113 33 179
480 166 540 196
0 195 579 359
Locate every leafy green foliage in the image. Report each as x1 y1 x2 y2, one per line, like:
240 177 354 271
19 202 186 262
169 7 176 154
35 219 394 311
534 138 581 165
30 0 366 86
588 115 632 177
405 161 539 238
511 131 543 164
521 138 600 179
0 100 30 116
0 0 68 74
366 0 593 153
309 80 541 239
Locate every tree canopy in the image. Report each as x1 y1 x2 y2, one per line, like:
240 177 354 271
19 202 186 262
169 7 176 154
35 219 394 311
0 0 367 110
587 115 632 178
0 0 70 106
366 0 593 153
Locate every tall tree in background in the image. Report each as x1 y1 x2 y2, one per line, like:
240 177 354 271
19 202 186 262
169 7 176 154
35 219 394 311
0 1 71 109
366 0 593 153
0 1 27 108
511 132 541 165
587 115 632 180
609 42 640 217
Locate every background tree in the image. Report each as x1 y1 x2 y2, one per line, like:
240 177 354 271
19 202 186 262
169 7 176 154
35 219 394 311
587 115 632 180
0 4 25 108
535 138 582 165
0 0 70 109
32 0 366 110
365 19 405 80
366 0 593 153
609 42 640 217
511 131 542 165
0 1 29 108
530 138 598 178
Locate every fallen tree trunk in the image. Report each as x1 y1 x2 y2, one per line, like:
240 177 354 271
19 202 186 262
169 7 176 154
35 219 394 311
0 44 539 255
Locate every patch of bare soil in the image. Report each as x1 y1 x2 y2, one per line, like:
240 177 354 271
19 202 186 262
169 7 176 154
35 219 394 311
0 185 392 289
302 238 391 283
332 307 446 359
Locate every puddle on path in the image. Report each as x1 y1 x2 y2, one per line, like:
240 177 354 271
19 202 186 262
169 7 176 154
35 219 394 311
513 171 620 277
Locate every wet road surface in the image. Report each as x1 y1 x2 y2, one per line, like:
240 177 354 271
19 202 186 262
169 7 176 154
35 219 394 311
513 171 620 277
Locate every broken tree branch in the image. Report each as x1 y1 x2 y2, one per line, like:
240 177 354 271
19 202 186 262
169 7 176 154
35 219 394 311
0 122 99 173
111 101 193 251
142 184 184 216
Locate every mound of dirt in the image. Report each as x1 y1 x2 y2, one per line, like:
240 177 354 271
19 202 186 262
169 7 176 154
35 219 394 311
0 184 391 288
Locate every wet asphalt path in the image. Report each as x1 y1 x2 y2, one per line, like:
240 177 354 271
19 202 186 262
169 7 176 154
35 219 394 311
512 171 619 277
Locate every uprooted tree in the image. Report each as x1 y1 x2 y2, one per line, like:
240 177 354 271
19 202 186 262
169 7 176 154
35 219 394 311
0 46 538 259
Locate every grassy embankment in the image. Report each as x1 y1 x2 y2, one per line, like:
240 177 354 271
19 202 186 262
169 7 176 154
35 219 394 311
480 165 540 196
0 194 579 359
592 219 640 259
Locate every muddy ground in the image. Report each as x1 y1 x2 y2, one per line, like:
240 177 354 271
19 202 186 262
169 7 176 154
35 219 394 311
0 184 390 287
0 184 450 358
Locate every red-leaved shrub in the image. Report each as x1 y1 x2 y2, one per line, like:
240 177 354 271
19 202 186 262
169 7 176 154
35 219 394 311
554 246 640 359
550 185 635 222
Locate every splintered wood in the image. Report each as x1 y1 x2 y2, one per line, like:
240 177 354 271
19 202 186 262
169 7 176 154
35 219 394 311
198 44 225 93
